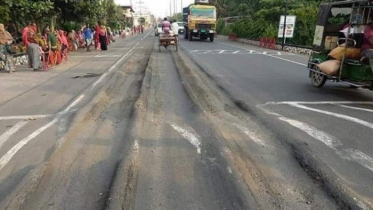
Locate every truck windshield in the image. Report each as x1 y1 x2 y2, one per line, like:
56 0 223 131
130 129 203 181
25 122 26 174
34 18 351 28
191 8 216 18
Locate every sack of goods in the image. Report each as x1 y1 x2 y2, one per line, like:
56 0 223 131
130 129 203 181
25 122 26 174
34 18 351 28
328 44 360 60
317 60 341 76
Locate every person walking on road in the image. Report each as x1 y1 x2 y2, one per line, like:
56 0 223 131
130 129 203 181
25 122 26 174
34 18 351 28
84 24 93 52
0 23 15 73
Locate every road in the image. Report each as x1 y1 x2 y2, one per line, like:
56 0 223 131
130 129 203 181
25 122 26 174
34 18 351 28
0 31 371 210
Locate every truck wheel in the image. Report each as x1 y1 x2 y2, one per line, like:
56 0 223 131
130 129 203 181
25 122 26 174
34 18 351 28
189 32 193 41
210 34 214 42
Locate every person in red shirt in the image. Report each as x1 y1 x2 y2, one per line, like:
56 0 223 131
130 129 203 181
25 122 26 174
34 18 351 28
22 22 32 46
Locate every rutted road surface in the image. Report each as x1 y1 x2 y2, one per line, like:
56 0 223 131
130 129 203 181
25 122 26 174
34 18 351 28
0 31 370 210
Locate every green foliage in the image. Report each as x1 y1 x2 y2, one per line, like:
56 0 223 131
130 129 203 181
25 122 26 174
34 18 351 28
213 0 327 46
0 0 126 31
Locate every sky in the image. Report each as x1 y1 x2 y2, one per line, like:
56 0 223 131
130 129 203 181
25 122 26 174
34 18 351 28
115 0 194 18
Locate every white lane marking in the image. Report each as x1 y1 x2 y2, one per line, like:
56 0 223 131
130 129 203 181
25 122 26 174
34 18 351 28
95 53 121 58
289 103 373 129
227 166 233 174
0 114 53 121
265 101 373 105
134 139 139 152
141 30 152 41
0 121 28 148
233 51 240 54
170 124 201 154
0 94 84 171
277 52 282 55
90 35 144 90
249 50 253 53
341 149 373 172
63 95 85 113
259 105 373 172
0 118 58 171
339 105 373 113
219 50 226 54
217 41 306 66
267 101 373 105
263 52 267 55
234 124 267 147
279 117 341 149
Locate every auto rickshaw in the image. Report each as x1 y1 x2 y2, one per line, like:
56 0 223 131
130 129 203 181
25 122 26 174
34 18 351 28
308 0 373 90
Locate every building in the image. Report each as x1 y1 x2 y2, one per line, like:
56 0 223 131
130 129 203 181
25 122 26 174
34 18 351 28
120 5 135 27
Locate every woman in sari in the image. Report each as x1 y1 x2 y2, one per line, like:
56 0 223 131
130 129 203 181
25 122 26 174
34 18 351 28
0 23 15 73
59 30 68 53
27 29 42 71
99 25 108 51
95 22 101 50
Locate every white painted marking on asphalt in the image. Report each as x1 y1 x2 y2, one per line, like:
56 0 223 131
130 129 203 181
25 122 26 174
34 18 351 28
339 105 373 113
216 41 306 66
95 53 121 58
0 114 53 121
277 52 282 55
342 149 373 172
90 31 148 90
265 101 373 105
219 50 226 54
134 139 139 152
0 94 84 171
234 124 267 147
263 52 267 55
227 166 233 174
259 104 373 173
63 95 85 113
0 121 28 148
279 117 341 149
233 51 240 54
170 124 201 154
289 103 373 129
0 118 58 171
249 50 253 53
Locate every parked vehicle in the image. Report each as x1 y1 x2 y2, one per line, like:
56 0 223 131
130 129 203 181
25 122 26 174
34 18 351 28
155 24 162 36
308 0 373 90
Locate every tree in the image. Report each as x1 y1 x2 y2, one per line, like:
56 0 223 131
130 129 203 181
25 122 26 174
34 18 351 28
213 0 328 46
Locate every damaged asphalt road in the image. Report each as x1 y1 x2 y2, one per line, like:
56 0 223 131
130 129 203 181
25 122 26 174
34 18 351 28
0 31 371 210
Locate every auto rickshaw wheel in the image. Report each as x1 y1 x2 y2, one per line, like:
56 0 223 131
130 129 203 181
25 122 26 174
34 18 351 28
310 65 327 88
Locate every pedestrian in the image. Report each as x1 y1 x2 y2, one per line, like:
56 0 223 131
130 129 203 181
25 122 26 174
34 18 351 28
99 25 108 51
95 21 101 50
0 23 16 73
27 29 42 71
171 19 179 36
83 24 93 52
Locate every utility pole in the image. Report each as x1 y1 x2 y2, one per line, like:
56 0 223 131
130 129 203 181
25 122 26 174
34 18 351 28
170 0 172 17
281 0 288 50
174 0 177 17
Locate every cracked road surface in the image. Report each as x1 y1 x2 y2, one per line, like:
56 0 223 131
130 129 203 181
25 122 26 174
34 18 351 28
0 31 371 210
